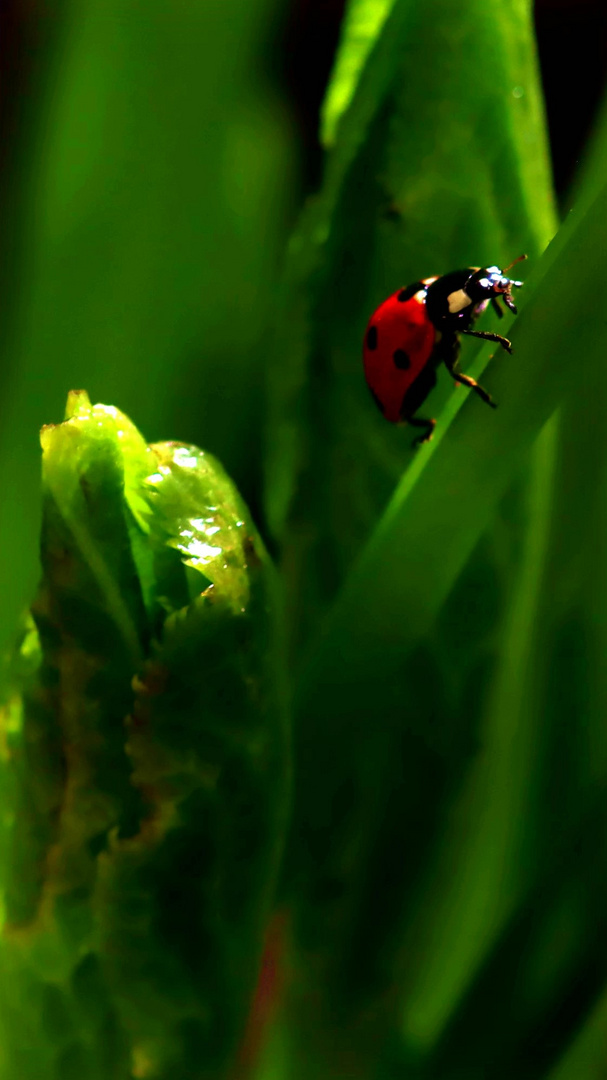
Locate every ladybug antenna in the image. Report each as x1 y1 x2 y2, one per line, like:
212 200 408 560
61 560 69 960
502 253 528 274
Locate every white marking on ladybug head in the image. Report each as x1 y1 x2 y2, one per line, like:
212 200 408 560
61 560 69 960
447 288 472 314
483 267 511 292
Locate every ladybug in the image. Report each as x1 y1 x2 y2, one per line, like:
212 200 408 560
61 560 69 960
363 257 526 445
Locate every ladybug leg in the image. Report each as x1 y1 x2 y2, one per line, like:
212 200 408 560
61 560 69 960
399 363 438 446
491 296 504 318
407 416 436 446
460 327 512 353
438 333 496 409
446 365 496 409
442 354 494 408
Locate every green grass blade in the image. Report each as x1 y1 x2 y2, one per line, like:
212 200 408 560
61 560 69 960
266 0 555 653
400 320 607 1075
548 986 607 1080
320 0 399 148
394 415 560 1058
412 393 607 1075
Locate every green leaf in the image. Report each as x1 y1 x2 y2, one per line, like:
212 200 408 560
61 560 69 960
0 395 289 1080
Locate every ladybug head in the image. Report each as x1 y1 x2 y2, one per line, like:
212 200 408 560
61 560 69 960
466 255 527 315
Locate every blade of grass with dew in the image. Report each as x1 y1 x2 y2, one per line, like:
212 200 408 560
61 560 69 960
0 0 291 660
0 393 290 1080
266 0 555 655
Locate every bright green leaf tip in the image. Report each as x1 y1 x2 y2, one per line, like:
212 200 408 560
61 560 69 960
320 0 397 147
46 388 156 535
41 391 266 616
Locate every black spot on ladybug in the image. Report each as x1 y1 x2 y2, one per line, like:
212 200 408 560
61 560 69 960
368 387 385 414
366 325 378 350
393 349 411 370
397 284 420 303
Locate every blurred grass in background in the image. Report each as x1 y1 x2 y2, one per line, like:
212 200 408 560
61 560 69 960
1 0 607 1078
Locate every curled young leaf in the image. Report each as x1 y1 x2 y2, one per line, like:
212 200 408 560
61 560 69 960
0 393 289 1080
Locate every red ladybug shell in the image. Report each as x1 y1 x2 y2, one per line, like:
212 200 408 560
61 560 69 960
363 280 437 423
